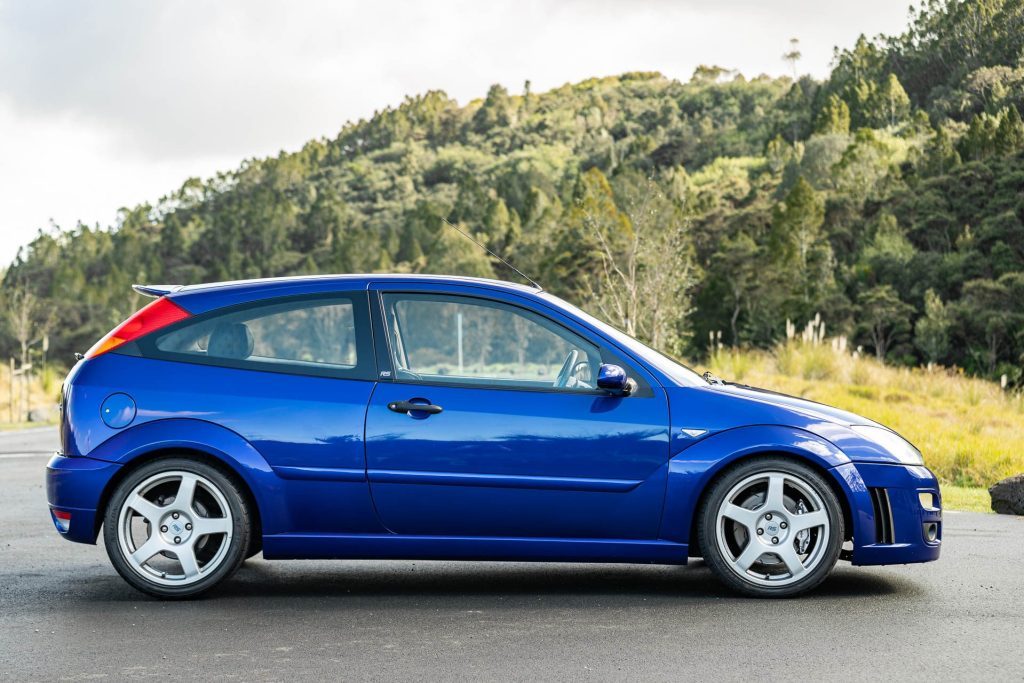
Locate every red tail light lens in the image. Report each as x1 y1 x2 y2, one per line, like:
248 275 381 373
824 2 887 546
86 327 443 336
84 297 191 359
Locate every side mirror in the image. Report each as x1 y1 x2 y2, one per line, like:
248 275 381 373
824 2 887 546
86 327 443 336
597 364 636 396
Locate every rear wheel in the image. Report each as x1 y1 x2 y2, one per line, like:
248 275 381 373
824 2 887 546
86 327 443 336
698 457 843 598
103 458 251 599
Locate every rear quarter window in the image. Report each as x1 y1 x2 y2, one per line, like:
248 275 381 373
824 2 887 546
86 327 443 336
137 294 375 380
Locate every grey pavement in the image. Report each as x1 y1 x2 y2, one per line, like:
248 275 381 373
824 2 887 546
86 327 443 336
1 427 1022 681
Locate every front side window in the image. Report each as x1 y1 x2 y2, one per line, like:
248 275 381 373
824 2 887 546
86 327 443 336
144 295 372 379
380 293 601 391
539 292 706 388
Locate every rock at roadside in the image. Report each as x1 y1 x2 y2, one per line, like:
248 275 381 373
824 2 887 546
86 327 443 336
27 407 53 423
989 474 1024 515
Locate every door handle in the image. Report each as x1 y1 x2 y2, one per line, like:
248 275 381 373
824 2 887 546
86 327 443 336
387 400 443 415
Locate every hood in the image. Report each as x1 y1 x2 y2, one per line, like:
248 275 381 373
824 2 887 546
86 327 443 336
711 383 878 428
664 382 882 454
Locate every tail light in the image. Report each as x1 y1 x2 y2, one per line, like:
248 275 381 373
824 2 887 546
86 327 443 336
84 297 191 359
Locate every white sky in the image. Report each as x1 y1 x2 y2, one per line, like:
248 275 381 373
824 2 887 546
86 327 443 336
0 0 912 267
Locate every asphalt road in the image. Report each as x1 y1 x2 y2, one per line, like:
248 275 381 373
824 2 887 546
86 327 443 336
1 428 1022 681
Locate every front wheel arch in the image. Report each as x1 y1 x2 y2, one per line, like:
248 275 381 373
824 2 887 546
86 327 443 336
696 455 845 596
686 451 853 558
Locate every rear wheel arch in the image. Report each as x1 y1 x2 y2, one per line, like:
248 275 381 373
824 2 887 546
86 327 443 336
94 446 262 548
85 417 286 539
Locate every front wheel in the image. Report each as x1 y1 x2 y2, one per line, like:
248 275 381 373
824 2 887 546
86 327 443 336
103 458 252 599
698 457 844 598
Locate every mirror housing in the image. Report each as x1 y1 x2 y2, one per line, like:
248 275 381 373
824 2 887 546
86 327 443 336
597 364 636 396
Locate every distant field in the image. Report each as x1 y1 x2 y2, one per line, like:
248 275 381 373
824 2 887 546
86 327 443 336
707 341 1022 512
0 364 61 428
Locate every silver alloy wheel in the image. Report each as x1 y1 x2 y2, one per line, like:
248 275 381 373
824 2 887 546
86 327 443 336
117 471 233 587
714 471 830 587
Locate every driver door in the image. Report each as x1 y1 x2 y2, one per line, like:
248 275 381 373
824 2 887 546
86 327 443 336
364 284 671 539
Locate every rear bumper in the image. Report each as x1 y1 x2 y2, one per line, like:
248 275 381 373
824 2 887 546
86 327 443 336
832 462 942 566
45 453 122 544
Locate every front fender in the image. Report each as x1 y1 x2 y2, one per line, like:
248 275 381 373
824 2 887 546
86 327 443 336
86 418 289 535
658 425 853 545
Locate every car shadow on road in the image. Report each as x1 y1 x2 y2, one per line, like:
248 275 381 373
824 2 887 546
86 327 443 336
195 558 920 602
54 558 922 610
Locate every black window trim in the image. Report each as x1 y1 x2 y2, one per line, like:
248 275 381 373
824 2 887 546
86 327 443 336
370 289 654 397
126 291 378 382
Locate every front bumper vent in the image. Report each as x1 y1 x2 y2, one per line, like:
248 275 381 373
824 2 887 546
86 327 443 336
869 487 894 545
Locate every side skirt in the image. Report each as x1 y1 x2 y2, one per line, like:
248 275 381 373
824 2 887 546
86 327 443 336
262 533 689 564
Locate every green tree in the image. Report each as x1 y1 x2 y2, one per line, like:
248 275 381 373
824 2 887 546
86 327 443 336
473 84 515 134
858 284 914 362
566 171 697 352
783 38 802 79
957 276 1023 376
959 111 1000 159
915 289 952 364
770 176 832 314
923 124 961 175
860 212 917 287
815 94 851 134
711 232 761 345
879 73 911 126
546 167 629 302
993 105 1024 154
425 222 495 279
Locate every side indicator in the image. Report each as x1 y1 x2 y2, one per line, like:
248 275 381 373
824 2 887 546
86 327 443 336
680 428 707 438
52 509 72 533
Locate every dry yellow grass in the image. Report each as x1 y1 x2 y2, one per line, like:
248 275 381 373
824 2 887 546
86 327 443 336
940 486 993 513
0 363 62 427
707 342 1023 495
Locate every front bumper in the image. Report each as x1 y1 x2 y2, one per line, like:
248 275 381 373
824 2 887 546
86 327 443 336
832 462 942 566
46 453 122 544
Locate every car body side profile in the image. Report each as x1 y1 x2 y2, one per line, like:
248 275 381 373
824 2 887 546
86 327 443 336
46 274 941 598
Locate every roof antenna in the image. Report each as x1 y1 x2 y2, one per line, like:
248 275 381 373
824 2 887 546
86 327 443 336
441 216 543 291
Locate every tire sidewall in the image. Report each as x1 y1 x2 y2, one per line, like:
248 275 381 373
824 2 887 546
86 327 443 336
103 457 251 599
698 457 844 598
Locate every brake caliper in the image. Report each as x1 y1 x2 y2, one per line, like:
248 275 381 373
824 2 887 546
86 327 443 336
795 499 811 554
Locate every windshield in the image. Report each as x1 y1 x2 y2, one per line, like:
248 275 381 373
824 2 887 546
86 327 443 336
540 293 706 387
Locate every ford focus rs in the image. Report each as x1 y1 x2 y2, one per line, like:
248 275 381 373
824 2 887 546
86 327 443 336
46 275 941 598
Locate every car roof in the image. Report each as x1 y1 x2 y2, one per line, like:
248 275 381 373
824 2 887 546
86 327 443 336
157 274 542 314
178 273 538 293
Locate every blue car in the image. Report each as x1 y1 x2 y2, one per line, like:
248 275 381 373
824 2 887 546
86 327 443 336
46 275 941 598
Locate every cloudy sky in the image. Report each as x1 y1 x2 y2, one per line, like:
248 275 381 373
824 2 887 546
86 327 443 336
0 0 912 266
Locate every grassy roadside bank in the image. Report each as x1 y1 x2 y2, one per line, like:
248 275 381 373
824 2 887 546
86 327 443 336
0 364 61 430
940 486 992 513
706 341 1022 514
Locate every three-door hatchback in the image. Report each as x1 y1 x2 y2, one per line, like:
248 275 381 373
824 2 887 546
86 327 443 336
47 275 941 598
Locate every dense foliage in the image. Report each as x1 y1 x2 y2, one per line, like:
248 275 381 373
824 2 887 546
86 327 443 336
3 0 1023 384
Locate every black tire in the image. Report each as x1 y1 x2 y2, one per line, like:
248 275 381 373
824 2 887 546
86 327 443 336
103 457 252 599
245 539 263 560
697 456 844 598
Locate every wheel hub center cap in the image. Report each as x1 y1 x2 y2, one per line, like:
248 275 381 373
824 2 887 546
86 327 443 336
758 512 789 543
160 512 192 544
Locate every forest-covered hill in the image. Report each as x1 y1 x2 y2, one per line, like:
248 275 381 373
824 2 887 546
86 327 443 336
3 0 1023 383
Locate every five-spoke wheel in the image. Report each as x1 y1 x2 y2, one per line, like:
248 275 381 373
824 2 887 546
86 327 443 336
104 458 251 598
699 457 843 597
